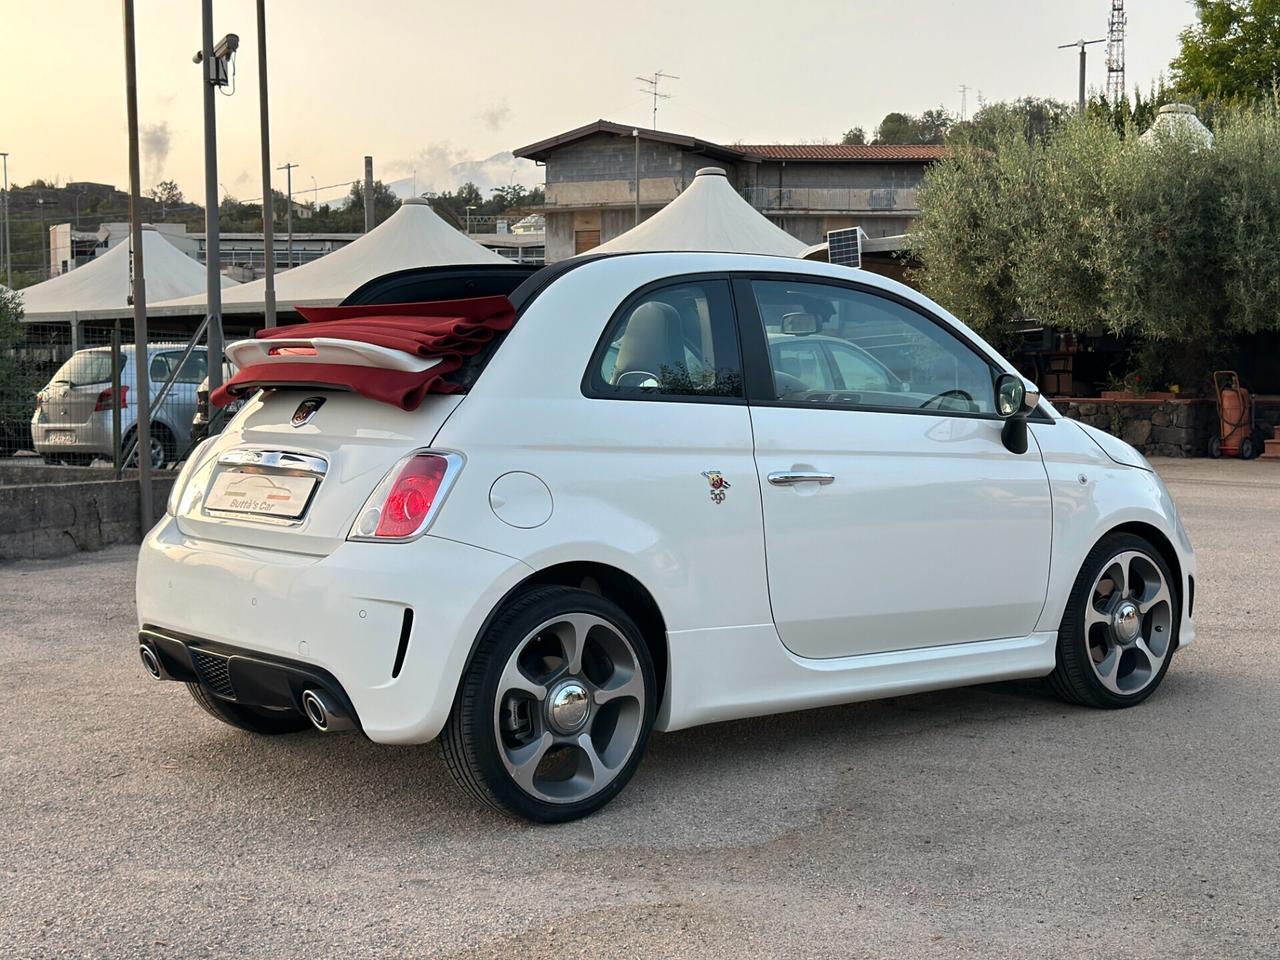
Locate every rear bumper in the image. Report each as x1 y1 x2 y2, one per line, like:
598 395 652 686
140 626 361 722
136 515 533 743
31 413 118 456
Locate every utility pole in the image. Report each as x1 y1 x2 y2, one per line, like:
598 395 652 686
1059 38 1105 112
278 161 297 268
123 0 152 525
632 129 641 226
1 152 10 288
256 0 276 327
194 5 236 394
636 70 679 129
958 84 970 122
36 198 48 277
363 155 374 233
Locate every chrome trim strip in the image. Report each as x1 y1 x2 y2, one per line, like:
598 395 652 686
217 449 328 476
768 471 836 486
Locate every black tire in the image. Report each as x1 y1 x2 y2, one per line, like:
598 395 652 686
1208 435 1222 458
185 682 313 734
441 586 657 823
124 424 175 469
1048 532 1178 709
1241 436 1256 460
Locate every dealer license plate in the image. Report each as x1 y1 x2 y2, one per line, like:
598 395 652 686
204 470 317 520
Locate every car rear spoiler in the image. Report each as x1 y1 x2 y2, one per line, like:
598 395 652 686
225 337 443 374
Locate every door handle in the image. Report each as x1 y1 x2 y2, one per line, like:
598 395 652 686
767 471 836 486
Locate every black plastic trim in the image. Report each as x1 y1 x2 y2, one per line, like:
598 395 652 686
391 608 413 679
139 626 361 727
340 263 538 307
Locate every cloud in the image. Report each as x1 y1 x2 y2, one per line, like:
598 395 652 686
384 143 541 198
476 101 512 132
141 121 172 184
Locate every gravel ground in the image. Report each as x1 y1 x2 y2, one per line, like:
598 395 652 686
1 458 1277 959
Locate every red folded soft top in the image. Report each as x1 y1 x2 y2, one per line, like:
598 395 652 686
211 295 516 412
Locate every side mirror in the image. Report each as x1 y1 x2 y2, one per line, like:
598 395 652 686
995 373 1025 418
995 373 1039 455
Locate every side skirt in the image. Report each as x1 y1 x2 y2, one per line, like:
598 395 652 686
656 625 1058 733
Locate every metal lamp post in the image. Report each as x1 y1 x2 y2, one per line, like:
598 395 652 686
1 151 11 287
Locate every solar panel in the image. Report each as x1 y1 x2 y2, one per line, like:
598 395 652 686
826 227 865 268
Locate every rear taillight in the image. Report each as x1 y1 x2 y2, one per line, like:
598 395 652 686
93 385 129 411
349 451 461 542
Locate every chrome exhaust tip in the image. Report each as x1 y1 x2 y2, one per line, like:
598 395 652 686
139 644 165 680
301 688 353 733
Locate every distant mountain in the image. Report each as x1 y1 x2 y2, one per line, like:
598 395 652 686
384 151 543 200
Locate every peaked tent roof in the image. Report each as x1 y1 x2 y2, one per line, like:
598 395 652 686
149 198 508 316
18 228 237 322
592 167 807 257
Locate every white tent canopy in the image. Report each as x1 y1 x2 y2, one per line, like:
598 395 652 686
1141 103 1214 148
149 198 508 316
17 228 236 323
593 166 807 257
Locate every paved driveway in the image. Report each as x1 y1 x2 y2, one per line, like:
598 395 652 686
1 459 1277 958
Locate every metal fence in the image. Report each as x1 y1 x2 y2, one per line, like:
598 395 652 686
1 317 218 471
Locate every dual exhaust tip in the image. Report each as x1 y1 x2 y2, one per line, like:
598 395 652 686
140 643 352 734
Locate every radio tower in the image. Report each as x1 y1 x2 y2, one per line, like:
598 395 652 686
1106 0 1126 104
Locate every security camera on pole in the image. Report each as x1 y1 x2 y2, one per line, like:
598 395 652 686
192 7 237 394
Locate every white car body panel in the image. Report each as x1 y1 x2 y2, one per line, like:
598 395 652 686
749 405 1052 659
136 252 1196 745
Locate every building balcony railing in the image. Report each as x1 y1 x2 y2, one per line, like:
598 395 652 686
740 186 919 214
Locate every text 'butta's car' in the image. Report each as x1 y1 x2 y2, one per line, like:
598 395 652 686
136 252 1195 822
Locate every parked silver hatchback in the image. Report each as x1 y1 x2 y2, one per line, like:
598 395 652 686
31 343 207 468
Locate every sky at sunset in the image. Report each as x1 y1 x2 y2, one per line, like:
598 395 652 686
1 0 1198 205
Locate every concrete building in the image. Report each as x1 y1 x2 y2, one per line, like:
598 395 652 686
515 120 947 262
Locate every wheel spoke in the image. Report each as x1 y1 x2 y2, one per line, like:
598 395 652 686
504 731 553 794
1095 645 1123 693
593 670 644 706
552 613 596 675
1110 559 1129 598
576 732 612 784
498 655 547 701
1084 602 1111 629
1134 636 1164 672
1138 580 1172 616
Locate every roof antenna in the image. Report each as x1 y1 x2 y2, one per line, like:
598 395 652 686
636 70 679 129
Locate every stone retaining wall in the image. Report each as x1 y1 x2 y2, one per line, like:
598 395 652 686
1054 397 1280 457
0 474 172 562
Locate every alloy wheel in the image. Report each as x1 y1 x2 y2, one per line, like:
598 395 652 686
492 612 646 805
1084 550 1174 696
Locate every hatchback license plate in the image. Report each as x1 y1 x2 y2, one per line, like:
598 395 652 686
205 470 317 520
45 431 75 445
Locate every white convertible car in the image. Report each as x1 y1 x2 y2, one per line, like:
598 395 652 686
136 252 1195 822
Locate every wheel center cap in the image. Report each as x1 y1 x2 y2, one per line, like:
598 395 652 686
1112 600 1141 646
547 680 590 734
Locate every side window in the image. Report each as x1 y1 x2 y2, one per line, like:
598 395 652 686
590 279 743 399
751 280 996 414
153 351 208 385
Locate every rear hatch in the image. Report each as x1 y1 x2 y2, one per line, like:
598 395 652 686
38 349 118 426
173 388 462 556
